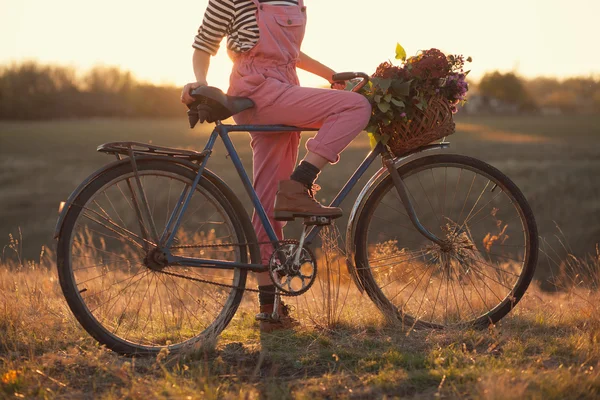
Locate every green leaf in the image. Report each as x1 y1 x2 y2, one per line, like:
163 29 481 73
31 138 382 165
391 80 412 96
345 80 359 91
395 43 407 61
372 78 392 93
383 93 392 102
377 102 391 113
391 98 405 107
366 124 379 134
374 94 382 103
415 99 428 111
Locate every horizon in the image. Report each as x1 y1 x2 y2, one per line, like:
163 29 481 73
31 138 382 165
2 0 599 90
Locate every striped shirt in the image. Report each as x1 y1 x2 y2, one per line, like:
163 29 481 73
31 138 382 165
193 0 299 55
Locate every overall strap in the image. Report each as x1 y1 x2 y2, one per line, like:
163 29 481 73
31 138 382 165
297 0 305 8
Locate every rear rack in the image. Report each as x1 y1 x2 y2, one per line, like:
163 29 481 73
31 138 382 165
97 142 208 161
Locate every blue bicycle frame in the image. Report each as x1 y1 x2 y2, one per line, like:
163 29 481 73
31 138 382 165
160 121 385 272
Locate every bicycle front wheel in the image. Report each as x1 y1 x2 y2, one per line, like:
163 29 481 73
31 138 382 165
353 154 538 328
57 159 256 355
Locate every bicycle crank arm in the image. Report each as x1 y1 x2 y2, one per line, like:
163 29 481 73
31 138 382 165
382 155 446 246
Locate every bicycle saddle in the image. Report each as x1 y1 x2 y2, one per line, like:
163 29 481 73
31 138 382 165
187 86 255 128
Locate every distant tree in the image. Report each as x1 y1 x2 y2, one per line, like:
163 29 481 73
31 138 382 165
478 71 536 111
83 66 133 94
0 62 183 120
0 62 81 119
526 77 562 100
524 76 600 114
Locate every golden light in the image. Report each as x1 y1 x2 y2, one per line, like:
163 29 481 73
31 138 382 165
1 0 598 90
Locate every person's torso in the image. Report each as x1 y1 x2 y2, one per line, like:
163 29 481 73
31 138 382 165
227 0 306 98
207 0 300 54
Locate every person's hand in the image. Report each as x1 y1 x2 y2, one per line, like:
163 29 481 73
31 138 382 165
330 81 346 90
181 81 208 105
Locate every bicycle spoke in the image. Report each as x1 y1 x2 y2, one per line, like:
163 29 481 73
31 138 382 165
106 270 150 334
83 268 146 305
63 165 246 351
456 172 477 225
409 258 438 323
429 259 445 323
450 168 463 222
389 260 433 304
359 157 536 327
102 191 130 233
416 173 442 228
458 179 491 231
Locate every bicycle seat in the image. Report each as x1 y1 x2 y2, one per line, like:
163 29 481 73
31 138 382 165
187 86 255 128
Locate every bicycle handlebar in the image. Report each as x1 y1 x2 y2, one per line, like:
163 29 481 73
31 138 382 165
331 72 370 92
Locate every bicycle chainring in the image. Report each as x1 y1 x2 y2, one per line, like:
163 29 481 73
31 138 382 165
268 240 317 296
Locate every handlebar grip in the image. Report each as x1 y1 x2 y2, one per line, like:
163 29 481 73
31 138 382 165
332 72 369 82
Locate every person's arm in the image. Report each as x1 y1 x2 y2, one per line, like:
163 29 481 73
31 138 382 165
181 0 234 104
181 49 211 104
297 51 344 89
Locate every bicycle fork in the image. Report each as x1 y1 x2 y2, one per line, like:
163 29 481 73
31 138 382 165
381 152 446 247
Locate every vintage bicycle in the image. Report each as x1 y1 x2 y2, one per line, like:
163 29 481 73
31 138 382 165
54 73 538 355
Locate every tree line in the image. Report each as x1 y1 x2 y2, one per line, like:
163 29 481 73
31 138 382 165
0 62 183 120
476 71 600 114
0 61 599 120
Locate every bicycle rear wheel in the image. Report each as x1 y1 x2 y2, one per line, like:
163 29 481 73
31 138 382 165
57 158 257 355
353 154 538 328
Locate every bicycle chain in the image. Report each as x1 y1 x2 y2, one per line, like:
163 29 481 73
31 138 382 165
171 240 273 249
158 239 303 297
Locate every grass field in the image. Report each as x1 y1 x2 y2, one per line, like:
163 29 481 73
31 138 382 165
1 241 600 399
1 115 599 272
1 115 600 398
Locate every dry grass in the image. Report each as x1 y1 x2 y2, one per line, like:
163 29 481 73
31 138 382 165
1 114 599 397
2 228 600 399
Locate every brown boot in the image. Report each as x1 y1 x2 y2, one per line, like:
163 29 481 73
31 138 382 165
256 302 299 333
273 180 343 221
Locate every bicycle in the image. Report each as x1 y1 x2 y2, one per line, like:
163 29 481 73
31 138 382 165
54 72 538 355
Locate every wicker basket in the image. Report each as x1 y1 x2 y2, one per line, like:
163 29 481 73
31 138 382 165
384 95 456 156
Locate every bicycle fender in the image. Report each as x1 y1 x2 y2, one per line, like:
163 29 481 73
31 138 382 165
53 155 209 239
345 165 389 293
345 144 450 293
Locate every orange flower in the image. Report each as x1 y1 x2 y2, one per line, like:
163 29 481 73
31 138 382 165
2 370 18 385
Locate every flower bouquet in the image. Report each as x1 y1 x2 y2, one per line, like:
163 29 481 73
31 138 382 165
351 44 471 155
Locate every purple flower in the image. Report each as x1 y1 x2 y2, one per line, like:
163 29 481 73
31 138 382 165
400 112 407 117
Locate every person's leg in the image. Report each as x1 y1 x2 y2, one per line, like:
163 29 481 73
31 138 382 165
253 86 372 165
252 86 372 219
248 130 300 277
248 130 302 331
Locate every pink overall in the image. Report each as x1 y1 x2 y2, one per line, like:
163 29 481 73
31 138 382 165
227 0 371 263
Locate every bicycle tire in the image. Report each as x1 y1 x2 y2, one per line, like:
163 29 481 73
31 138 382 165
57 158 258 355
353 154 538 328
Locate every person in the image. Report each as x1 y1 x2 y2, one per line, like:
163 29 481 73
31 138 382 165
181 0 371 332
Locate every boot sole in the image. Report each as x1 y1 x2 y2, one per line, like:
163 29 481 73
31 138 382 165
274 210 343 221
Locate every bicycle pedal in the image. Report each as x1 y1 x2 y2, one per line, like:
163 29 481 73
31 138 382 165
255 312 279 322
303 216 332 226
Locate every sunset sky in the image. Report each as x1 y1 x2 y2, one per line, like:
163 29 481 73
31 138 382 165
1 0 599 89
